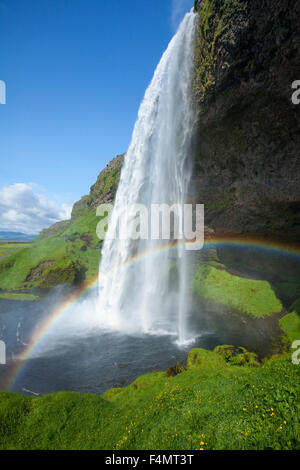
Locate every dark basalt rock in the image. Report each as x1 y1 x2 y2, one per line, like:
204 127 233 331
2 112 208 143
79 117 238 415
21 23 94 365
192 0 300 242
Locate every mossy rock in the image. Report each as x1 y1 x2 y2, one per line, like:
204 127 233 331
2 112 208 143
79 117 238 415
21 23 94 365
193 264 283 318
129 371 166 391
214 345 260 367
187 347 226 371
279 309 300 347
166 364 187 377
29 260 85 288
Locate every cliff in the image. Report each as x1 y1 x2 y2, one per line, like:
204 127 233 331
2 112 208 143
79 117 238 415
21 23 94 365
191 0 300 241
38 153 124 240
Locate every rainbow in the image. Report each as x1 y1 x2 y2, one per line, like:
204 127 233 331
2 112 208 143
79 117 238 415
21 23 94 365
5 235 300 391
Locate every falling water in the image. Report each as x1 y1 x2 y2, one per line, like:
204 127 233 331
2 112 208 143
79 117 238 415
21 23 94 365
97 11 197 343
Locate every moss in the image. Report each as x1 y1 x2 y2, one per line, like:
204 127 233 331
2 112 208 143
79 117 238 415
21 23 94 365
87 159 123 209
214 345 260 367
193 0 200 12
130 371 166 391
166 364 187 377
279 311 300 346
33 260 85 288
193 264 283 318
70 196 89 221
187 347 226 370
0 208 102 290
103 388 123 400
193 0 246 104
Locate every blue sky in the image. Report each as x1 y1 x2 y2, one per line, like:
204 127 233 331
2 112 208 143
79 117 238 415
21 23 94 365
0 0 192 233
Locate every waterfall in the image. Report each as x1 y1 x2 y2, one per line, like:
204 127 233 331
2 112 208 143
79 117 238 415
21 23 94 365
97 11 197 343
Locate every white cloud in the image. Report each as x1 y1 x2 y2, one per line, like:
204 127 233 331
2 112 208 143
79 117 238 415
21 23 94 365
0 183 72 235
171 0 193 31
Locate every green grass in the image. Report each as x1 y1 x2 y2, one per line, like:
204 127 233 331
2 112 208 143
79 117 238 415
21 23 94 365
0 209 102 290
0 349 299 450
193 264 283 318
280 311 300 345
0 293 39 301
0 154 123 291
0 243 31 259
0 238 69 289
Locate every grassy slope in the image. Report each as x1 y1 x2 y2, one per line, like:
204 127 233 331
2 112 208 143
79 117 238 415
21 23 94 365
0 156 123 291
0 209 101 290
0 349 299 450
193 263 283 318
280 299 300 345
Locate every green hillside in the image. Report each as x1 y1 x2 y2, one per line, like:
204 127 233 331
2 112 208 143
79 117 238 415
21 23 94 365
0 155 124 291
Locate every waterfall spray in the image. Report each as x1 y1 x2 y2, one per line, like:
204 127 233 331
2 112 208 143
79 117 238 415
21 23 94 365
97 11 197 344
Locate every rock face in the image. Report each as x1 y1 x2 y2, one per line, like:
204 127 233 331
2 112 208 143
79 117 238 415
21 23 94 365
38 154 124 241
87 154 124 210
66 153 125 219
71 196 89 221
38 220 71 240
192 0 300 241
